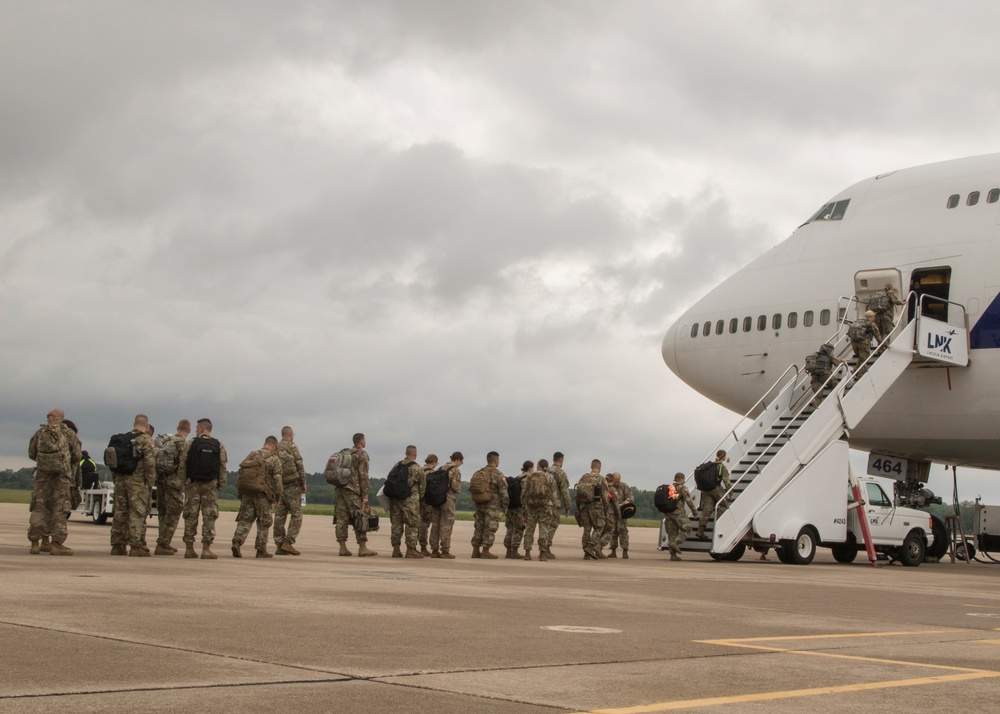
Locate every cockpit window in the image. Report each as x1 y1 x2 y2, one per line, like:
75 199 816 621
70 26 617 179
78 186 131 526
805 199 850 224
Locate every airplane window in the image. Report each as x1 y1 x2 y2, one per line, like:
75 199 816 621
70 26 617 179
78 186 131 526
716 320 724 335
703 321 711 337
757 315 767 331
820 309 831 326
729 318 738 334
743 316 752 333
772 313 782 330
788 312 798 328
690 324 698 339
804 311 814 327
805 199 850 223
830 199 850 220
988 189 1000 204
968 191 981 206
947 194 960 209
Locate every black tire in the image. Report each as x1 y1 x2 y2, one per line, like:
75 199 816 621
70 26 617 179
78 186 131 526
724 542 746 561
788 526 818 565
898 530 925 567
776 541 795 564
831 536 859 564
92 498 109 525
956 540 976 561
709 552 726 561
927 515 949 560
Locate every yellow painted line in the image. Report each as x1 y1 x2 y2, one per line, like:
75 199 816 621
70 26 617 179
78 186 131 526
576 672 1000 714
970 639 1000 646
697 629 953 645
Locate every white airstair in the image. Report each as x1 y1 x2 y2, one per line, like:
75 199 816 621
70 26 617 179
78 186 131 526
660 294 970 560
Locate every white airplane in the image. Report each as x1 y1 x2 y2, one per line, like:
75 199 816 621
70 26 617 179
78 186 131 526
661 153 1000 510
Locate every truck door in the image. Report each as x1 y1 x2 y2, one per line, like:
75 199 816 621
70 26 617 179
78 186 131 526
863 481 899 544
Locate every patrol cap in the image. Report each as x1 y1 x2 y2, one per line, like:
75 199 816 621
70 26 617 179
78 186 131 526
673 472 685 482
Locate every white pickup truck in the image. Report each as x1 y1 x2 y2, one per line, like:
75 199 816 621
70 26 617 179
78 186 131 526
73 480 158 524
753 475 935 566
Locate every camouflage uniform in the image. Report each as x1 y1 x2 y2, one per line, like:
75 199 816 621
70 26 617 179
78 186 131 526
576 471 605 558
388 459 425 551
850 318 881 367
418 465 433 549
608 480 633 552
180 435 228 546
545 464 571 550
429 465 461 554
522 469 556 553
110 430 156 549
599 479 620 550
666 481 699 555
697 462 732 533
503 473 528 553
232 448 283 554
870 288 904 339
155 433 187 549
335 445 370 545
28 422 79 546
471 466 508 550
273 439 306 548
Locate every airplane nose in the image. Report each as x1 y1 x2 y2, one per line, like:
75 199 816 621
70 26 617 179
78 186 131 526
661 318 680 377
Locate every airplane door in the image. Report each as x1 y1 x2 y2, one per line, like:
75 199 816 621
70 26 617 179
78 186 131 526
854 269 903 319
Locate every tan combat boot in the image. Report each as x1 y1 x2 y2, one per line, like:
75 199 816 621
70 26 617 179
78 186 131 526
201 544 218 560
165 543 178 553
129 545 150 557
420 545 431 557
430 549 441 558
40 536 52 553
154 544 174 556
671 553 682 562
184 543 198 558
543 548 556 560
622 549 629 559
481 547 498 559
523 549 532 561
111 544 128 556
49 542 73 556
30 540 40 555
608 548 618 558
538 551 548 562
440 549 456 559
231 544 242 558
338 541 352 556
392 546 403 558
696 527 708 541
471 546 481 558
280 542 300 556
357 543 378 557
256 549 274 558
595 548 607 559
504 547 513 559
405 547 423 559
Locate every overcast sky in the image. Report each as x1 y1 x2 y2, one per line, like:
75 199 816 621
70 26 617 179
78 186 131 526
3 1 999 502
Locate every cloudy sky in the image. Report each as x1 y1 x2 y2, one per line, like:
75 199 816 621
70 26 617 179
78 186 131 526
3 1 1000 501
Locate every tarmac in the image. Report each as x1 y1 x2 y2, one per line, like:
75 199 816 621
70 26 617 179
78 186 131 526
2 502 999 713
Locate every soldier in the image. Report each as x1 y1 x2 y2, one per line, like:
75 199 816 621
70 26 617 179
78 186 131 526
387 445 425 559
696 450 731 541
109 414 156 557
469 451 508 559
153 419 190 555
503 461 531 559
418 454 438 556
599 471 620 556
231 436 283 558
522 458 555 561
544 452 571 560
849 310 882 373
869 282 904 341
428 451 463 559
607 472 633 558
273 425 306 556
27 408 80 555
334 432 377 557
179 418 228 560
665 472 699 561
576 460 606 560
805 343 842 404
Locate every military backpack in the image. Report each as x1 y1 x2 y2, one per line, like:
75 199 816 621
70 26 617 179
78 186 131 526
469 469 493 505
693 461 720 491
323 448 354 487
236 450 269 496
383 461 413 500
654 483 680 513
186 437 222 482
506 476 524 509
104 432 140 475
868 290 892 312
523 471 551 509
35 424 68 473
847 319 870 342
423 468 451 507
575 474 598 503
154 434 181 477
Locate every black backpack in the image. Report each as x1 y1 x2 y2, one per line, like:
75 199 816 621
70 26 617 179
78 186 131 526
104 432 140 475
424 468 451 507
383 461 413 500
186 437 221 482
506 476 524 509
693 461 720 491
654 483 679 513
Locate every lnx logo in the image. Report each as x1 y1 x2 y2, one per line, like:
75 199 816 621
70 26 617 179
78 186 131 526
926 331 954 354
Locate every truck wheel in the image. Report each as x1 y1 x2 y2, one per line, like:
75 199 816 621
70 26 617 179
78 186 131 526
788 526 817 565
898 530 925 567
776 542 795 564
709 543 747 562
92 498 109 525
926 515 949 560
956 540 976 561
831 536 858 564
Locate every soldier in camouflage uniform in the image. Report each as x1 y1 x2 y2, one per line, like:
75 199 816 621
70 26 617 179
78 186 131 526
522 458 556 561
109 414 156 557
577 460 606 560
599 472 620 555
666 472 699 561
231 436 283 558
273 425 306 556
503 461 531 558
154 419 190 555
388 445 426 558
179 418 228 560
418 454 437 556
470 451 508 559
697 450 732 541
870 282 904 341
429 451 463 558
849 310 882 374
607 472 633 558
28 408 80 555
544 452 571 560
335 433 377 556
